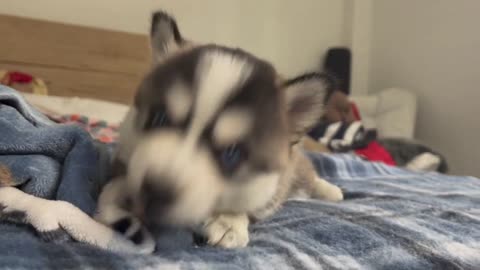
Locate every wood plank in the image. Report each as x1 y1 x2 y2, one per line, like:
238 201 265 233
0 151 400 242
0 14 150 75
0 14 152 103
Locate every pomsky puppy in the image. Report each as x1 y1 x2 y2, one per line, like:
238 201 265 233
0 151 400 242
94 11 343 251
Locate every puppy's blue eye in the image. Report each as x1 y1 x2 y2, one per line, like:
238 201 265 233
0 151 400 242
219 144 245 173
152 111 168 127
146 108 170 129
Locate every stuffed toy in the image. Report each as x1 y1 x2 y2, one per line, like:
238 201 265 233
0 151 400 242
0 70 48 95
301 78 448 173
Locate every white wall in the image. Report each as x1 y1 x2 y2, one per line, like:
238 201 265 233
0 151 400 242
346 0 373 96
369 0 480 176
1 0 349 77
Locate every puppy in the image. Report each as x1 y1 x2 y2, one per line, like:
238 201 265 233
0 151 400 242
95 11 343 251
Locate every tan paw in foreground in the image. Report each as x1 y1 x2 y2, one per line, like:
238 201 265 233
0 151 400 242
202 213 250 248
313 177 344 202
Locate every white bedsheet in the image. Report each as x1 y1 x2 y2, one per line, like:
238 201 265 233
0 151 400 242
22 93 129 124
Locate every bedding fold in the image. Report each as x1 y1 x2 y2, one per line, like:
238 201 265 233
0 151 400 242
0 85 103 215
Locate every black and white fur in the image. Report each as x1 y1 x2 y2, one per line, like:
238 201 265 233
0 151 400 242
94 11 343 251
0 11 343 253
378 138 448 173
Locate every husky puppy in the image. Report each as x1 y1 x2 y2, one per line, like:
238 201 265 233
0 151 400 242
94 11 343 251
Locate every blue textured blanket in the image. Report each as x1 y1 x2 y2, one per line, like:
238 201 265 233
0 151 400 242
0 85 102 215
1 85 479 269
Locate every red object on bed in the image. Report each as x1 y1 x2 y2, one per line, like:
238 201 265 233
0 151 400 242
350 101 397 166
355 141 396 166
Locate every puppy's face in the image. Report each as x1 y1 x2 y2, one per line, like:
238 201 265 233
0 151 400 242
118 12 328 227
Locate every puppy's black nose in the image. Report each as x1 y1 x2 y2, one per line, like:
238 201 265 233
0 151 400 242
142 176 176 218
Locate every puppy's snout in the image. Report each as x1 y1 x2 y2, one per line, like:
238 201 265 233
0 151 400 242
142 175 176 221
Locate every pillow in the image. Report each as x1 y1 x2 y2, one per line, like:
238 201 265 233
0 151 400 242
351 88 416 139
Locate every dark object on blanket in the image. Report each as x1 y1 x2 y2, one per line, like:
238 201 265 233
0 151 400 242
379 138 448 173
323 47 351 94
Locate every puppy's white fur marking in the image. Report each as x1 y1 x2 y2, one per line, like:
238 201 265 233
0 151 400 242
213 108 253 146
166 80 192 123
190 51 253 142
127 132 224 225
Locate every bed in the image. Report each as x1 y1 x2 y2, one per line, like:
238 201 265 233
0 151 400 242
1 14 479 270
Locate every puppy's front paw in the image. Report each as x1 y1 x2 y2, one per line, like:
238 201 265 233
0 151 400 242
202 214 249 248
325 183 344 202
313 177 344 202
111 216 156 253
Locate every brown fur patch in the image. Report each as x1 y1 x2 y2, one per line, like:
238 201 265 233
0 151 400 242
300 136 331 153
0 164 15 187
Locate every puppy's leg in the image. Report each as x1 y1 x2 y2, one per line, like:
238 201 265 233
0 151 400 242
95 178 155 253
0 187 146 252
201 213 249 248
0 187 68 241
295 154 343 202
0 165 70 241
311 176 344 202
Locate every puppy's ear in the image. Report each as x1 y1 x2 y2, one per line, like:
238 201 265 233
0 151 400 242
150 11 185 63
284 73 335 144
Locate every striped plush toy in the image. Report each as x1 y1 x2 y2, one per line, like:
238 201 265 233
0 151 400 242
302 81 447 173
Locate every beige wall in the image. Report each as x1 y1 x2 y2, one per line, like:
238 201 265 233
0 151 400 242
6 0 476 175
369 0 480 176
1 0 349 77
346 0 373 96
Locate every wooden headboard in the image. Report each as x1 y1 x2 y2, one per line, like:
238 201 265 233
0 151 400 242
0 14 151 104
